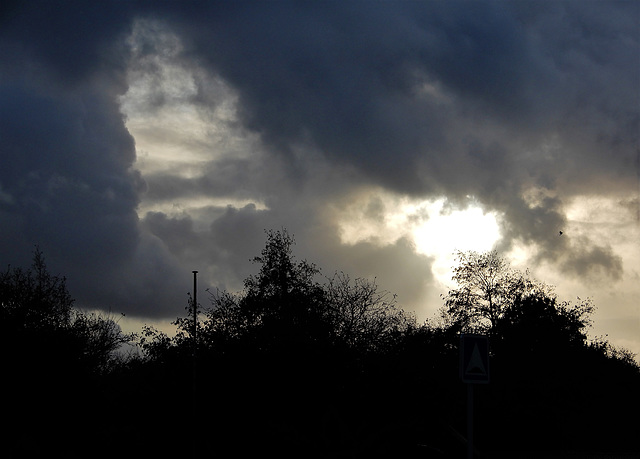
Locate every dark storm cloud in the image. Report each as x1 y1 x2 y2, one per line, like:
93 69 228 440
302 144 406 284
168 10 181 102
560 239 623 282
164 1 454 192
143 156 270 205
162 0 638 192
0 1 133 90
141 203 299 296
0 1 145 311
0 82 140 265
159 2 636 193
141 202 435 312
1 1 636 319
317 234 436 311
157 0 637 279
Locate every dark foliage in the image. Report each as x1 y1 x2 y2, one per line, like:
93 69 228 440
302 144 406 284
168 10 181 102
1 248 133 456
2 241 638 457
135 236 639 457
440 252 640 455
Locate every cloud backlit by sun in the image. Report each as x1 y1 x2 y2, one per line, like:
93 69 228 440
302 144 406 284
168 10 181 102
411 199 500 256
411 199 501 285
333 191 501 287
1 2 638 355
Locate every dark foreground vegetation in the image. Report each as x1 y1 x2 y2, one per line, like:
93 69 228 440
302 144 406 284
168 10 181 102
2 232 639 458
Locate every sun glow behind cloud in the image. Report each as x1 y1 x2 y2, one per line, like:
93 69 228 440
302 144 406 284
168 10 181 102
411 199 501 284
335 192 501 286
114 15 638 357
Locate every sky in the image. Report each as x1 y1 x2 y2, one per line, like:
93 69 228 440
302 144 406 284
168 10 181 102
1 0 638 355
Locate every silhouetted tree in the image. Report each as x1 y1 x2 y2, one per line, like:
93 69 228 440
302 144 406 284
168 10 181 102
191 230 415 356
192 229 328 355
134 241 639 457
1 248 133 455
440 250 553 334
438 250 639 454
137 229 422 457
1 248 132 371
1 247 74 330
325 272 411 353
485 292 640 452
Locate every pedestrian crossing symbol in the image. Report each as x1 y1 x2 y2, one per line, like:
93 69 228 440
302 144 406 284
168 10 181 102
460 334 490 384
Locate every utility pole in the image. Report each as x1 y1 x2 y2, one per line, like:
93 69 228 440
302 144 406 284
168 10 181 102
192 270 198 345
192 270 198 458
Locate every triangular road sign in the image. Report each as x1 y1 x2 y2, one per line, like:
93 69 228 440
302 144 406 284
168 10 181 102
460 334 490 383
466 344 487 375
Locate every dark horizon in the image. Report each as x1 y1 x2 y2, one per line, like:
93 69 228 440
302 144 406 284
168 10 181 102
2 234 639 457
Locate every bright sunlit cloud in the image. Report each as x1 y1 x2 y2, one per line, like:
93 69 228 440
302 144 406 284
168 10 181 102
410 198 501 285
335 192 501 286
121 19 269 220
411 199 500 256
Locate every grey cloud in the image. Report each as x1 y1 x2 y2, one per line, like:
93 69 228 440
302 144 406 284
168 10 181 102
1 1 637 320
141 204 272 297
142 2 637 207
343 237 436 314
494 193 624 282
0 2 143 313
142 155 271 206
79 231 188 319
559 238 623 283
497 194 567 249
0 85 141 264
308 231 436 315
161 1 638 220
140 193 437 316
0 1 133 90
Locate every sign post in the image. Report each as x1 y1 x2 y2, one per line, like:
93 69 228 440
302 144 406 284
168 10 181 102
459 334 489 459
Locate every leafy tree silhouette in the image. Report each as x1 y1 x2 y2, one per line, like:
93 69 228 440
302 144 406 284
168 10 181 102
1 248 133 456
1 248 74 330
440 250 555 335
6 240 638 456
438 250 640 454
138 229 416 457
133 240 640 457
185 229 412 357
325 272 411 354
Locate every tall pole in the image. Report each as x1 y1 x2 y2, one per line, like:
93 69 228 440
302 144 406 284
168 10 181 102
192 270 198 458
192 271 198 343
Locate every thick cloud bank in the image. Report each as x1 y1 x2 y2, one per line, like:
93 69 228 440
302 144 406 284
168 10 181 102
0 1 638 328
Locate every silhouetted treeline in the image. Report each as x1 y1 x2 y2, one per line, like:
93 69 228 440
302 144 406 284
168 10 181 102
1 248 132 456
2 236 639 458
